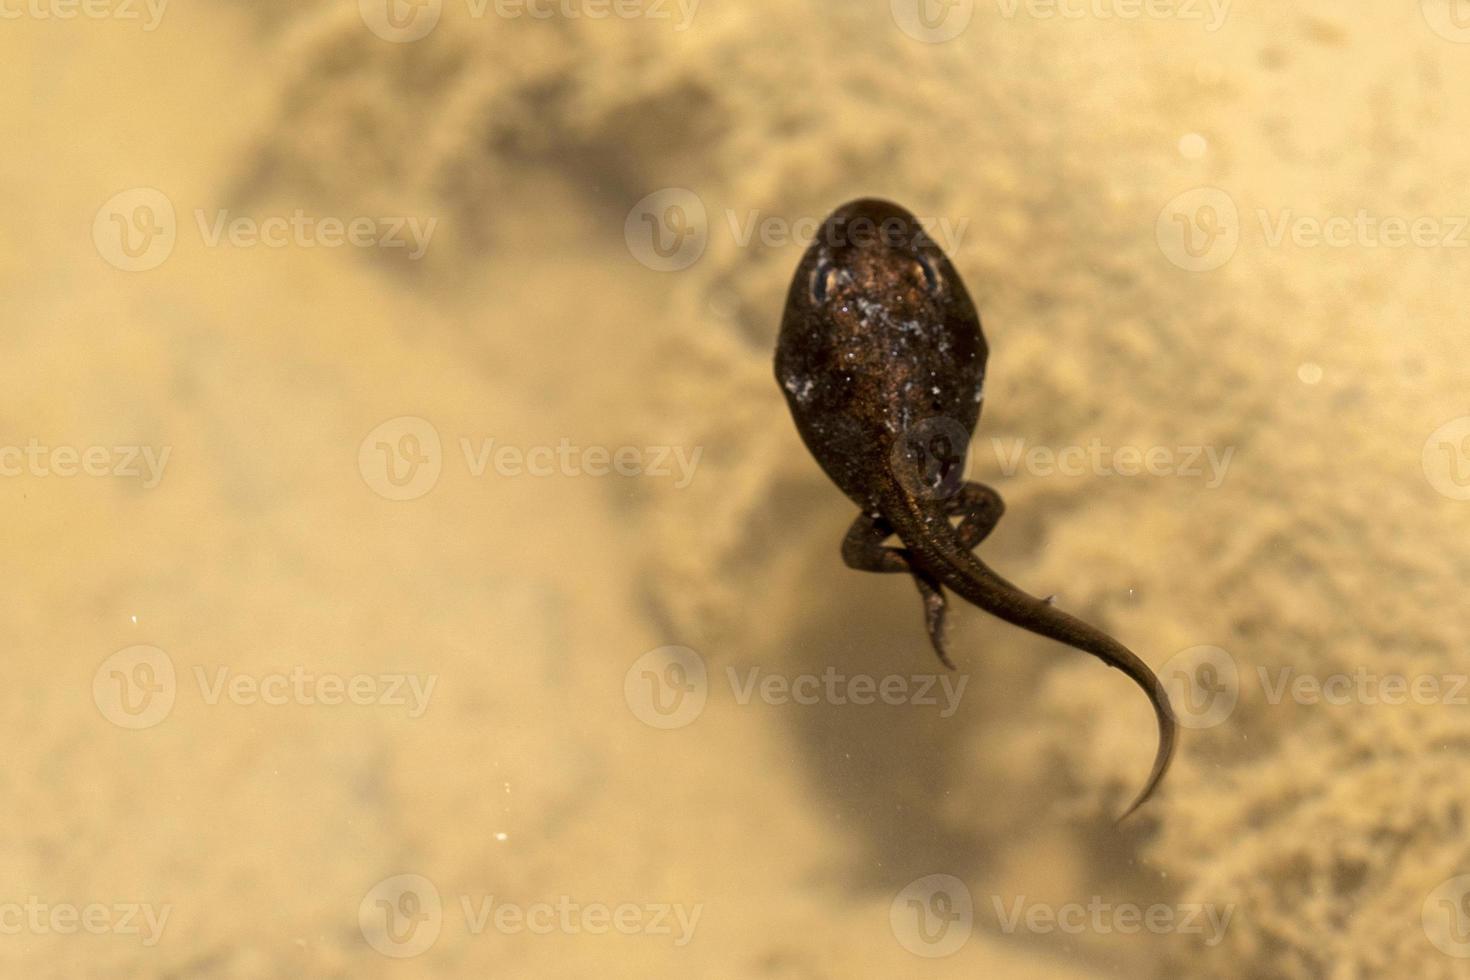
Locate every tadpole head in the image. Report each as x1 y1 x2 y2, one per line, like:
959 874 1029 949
801 199 952 323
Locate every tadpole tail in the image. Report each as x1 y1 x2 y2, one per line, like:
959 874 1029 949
883 477 1177 823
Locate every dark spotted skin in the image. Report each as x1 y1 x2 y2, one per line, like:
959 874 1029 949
775 199 1175 822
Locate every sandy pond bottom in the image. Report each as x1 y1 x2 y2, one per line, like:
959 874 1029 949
4 3 1470 977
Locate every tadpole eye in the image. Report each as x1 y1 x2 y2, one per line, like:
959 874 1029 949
811 261 838 304
915 254 942 293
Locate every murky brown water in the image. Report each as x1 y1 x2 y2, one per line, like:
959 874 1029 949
5 3 1470 977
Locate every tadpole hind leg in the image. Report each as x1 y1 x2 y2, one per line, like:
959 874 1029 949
842 510 956 669
948 481 1005 550
912 571 954 669
841 511 911 574
944 485 1060 601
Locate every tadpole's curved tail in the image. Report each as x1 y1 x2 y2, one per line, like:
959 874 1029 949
883 478 1176 823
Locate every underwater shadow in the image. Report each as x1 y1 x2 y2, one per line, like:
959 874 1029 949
773 533 1021 892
